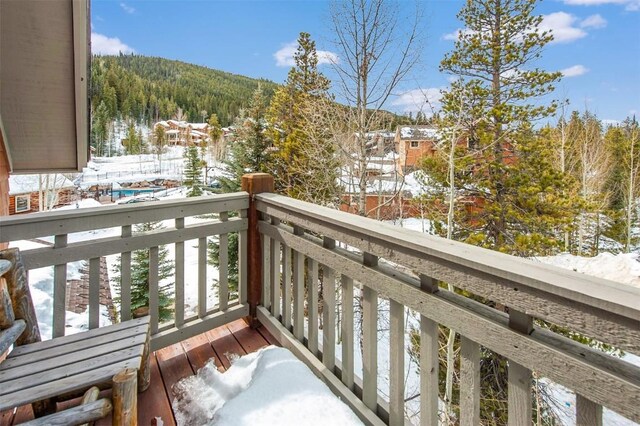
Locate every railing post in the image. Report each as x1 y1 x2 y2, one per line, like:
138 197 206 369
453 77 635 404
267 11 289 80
241 173 274 328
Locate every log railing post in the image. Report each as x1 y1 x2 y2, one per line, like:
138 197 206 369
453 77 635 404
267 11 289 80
241 173 274 328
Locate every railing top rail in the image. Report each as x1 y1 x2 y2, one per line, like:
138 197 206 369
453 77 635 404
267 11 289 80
256 193 640 320
0 192 249 242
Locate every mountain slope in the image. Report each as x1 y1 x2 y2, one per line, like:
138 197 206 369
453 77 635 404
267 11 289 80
91 54 279 127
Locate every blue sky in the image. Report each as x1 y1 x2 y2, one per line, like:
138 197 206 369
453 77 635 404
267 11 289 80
91 0 640 122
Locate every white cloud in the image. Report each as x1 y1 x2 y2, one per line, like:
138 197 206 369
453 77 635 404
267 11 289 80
602 119 621 126
540 12 588 43
563 0 640 11
580 14 607 28
561 64 589 77
445 12 605 44
91 32 135 55
120 2 135 14
391 88 442 113
274 41 338 67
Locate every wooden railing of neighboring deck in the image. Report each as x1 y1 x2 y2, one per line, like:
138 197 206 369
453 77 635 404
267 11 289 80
254 191 640 426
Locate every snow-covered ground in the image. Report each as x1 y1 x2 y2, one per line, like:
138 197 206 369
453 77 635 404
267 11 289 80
6 148 639 425
172 346 363 426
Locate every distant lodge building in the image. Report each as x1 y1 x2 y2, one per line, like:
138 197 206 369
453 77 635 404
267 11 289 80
8 174 77 215
154 120 210 146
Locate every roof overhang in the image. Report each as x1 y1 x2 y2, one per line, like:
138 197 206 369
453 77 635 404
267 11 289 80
0 0 90 174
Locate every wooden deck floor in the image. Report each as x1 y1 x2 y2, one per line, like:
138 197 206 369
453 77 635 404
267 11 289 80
0 319 278 426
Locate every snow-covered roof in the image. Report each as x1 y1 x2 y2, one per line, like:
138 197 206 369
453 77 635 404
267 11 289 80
191 123 208 130
166 129 180 134
9 174 75 195
398 126 440 140
191 130 207 137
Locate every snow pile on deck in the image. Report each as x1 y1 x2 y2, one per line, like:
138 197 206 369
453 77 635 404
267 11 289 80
172 346 363 426
536 252 640 288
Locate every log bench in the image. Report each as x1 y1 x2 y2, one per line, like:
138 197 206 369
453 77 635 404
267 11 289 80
0 249 150 425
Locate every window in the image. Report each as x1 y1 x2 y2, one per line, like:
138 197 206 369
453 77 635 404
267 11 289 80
410 141 419 148
15 195 30 213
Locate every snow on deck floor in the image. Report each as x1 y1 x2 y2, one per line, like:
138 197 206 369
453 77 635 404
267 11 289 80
172 346 363 426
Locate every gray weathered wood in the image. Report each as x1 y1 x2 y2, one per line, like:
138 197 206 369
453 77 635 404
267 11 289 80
0 358 141 411
270 232 281 320
238 208 248 304
322 263 336 372
262 231 271 309
19 398 112 426
420 311 439 426
258 222 640 422
1 328 145 379
0 319 25 355
389 299 405 426
8 316 149 357
257 306 385 426
0 193 249 242
460 336 480 426
89 257 100 329
174 218 185 327
307 258 319 358
2 347 142 394
362 285 378 412
120 225 132 321
198 237 207 317
219 212 229 311
150 303 248 351
508 309 533 426
577 394 603 426
341 274 354 390
420 275 439 426
21 219 247 271
292 245 304 341
255 194 640 352
282 244 292 330
53 234 67 338
149 246 159 334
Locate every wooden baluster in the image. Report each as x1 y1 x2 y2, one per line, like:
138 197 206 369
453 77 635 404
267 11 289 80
149 246 159 334
219 212 229 311
307 258 319 358
460 336 481 426
341 275 354 390
198 237 207 317
389 298 404 425
420 275 439 426
261 220 271 310
322 237 336 373
362 252 378 412
270 218 281 320
174 219 184 327
53 234 67 337
508 309 533 426
238 209 248 304
282 244 292 330
576 394 603 426
120 225 132 322
292 226 304 341
88 257 100 329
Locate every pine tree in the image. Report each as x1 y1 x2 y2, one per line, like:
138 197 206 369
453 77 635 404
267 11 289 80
210 86 273 293
437 0 571 254
183 145 204 197
266 32 339 205
113 222 174 321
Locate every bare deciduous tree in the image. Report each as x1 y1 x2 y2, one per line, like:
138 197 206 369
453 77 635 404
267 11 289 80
329 0 422 214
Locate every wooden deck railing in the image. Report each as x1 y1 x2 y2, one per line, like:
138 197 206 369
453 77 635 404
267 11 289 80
253 191 640 426
0 193 249 351
1 174 639 425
